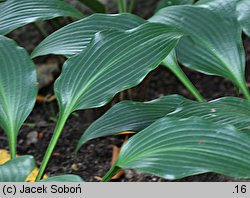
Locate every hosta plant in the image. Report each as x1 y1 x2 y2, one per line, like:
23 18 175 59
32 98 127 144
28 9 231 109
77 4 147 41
0 0 250 182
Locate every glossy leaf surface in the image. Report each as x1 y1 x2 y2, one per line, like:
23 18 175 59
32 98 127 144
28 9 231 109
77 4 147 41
77 95 250 151
76 95 185 150
237 0 250 36
156 0 193 11
0 36 37 157
149 4 249 99
32 14 146 58
0 0 84 35
110 117 250 180
54 23 183 116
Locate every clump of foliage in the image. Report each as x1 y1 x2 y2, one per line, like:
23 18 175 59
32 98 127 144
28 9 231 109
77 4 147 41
0 0 250 182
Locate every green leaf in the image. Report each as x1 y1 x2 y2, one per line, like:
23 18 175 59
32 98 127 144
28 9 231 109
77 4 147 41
0 36 38 157
0 0 84 35
196 0 250 36
77 95 250 151
196 0 239 31
155 1 204 102
0 155 35 182
78 0 106 13
41 175 84 182
167 97 250 134
31 13 146 58
196 0 236 17
103 117 250 181
149 4 250 99
31 12 203 102
156 0 194 12
237 0 250 36
55 23 183 115
36 23 183 181
76 95 185 150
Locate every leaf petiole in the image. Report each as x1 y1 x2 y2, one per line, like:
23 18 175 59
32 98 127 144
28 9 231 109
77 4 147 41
118 0 127 13
35 111 70 181
128 0 137 13
102 164 122 182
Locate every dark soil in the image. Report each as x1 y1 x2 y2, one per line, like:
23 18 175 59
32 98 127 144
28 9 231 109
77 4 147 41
1 0 250 182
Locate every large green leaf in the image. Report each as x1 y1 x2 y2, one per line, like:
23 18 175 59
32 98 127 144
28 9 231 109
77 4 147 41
155 0 203 102
196 0 242 35
55 23 183 116
77 95 250 151
237 0 250 36
156 0 194 12
0 0 84 35
36 23 183 181
167 97 250 134
197 0 250 36
0 36 37 157
31 12 204 102
196 0 237 18
41 175 84 182
0 155 35 182
103 117 250 181
31 13 146 58
149 4 250 99
78 0 106 13
76 95 185 150
30 10 202 103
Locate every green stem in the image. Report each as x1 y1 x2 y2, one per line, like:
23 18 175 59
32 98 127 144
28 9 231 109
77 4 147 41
9 137 16 159
128 0 137 13
34 22 48 38
35 112 69 181
7 130 16 159
169 65 205 102
162 51 205 102
239 82 250 101
51 19 62 30
102 164 122 182
118 0 127 12
122 0 127 12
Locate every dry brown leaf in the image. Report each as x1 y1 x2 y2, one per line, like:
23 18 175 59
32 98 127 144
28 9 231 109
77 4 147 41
116 131 136 136
36 95 56 103
111 145 125 180
111 135 130 180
